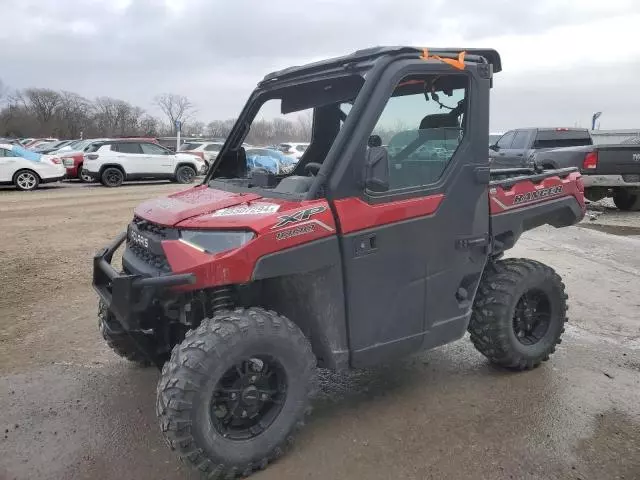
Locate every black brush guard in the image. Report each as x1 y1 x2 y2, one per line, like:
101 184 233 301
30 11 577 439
93 232 196 332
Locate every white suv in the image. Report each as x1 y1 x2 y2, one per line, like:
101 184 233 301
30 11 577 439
82 140 207 187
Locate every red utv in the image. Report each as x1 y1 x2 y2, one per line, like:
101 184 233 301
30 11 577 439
93 47 585 478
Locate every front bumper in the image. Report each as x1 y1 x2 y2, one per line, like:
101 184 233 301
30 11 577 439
93 232 195 331
582 174 640 188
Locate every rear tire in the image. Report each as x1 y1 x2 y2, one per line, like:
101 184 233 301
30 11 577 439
101 167 124 187
14 169 40 191
175 165 196 184
612 188 640 211
468 258 568 370
157 307 316 479
98 302 153 366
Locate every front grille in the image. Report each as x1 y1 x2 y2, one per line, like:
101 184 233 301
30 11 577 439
127 243 172 273
132 216 173 239
127 217 177 274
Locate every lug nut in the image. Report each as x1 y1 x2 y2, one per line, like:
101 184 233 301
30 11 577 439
261 394 268 400
241 410 247 418
250 376 257 383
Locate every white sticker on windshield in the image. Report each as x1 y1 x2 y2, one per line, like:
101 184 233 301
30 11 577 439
212 204 280 216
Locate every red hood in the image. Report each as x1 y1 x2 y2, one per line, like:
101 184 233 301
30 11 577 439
134 185 264 226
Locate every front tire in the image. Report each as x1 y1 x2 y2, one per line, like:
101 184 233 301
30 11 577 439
468 258 568 370
98 302 153 367
14 169 40 191
157 307 316 479
101 167 124 187
175 164 196 184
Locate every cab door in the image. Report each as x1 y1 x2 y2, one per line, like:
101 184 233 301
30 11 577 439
331 64 491 367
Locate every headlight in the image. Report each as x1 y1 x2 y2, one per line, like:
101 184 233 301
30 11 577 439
179 230 255 254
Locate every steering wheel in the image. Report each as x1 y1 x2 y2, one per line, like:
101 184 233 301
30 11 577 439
304 162 322 176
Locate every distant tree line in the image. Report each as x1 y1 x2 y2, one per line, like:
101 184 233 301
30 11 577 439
0 79 312 146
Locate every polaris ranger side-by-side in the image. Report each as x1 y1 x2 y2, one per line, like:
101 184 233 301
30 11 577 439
93 47 586 478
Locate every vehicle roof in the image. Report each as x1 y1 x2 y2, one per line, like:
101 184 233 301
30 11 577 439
510 127 590 132
262 46 501 84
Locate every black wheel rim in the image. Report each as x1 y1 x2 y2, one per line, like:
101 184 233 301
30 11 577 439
106 170 121 186
210 356 287 441
179 168 194 183
512 289 552 345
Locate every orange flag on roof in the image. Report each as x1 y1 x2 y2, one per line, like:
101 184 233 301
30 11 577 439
420 49 466 70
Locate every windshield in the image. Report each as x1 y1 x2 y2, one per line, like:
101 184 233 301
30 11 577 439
208 73 365 195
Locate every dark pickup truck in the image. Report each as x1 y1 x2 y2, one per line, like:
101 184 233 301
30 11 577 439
491 128 640 211
533 144 640 211
489 127 592 168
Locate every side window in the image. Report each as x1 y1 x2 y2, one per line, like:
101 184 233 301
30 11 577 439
141 143 168 155
510 130 529 150
115 142 143 154
0 148 6 157
370 73 468 190
204 144 221 152
496 131 516 149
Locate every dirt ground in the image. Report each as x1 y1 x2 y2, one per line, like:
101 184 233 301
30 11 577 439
1 182 639 480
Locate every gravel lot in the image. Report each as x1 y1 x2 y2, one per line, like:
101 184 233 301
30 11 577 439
1 181 639 480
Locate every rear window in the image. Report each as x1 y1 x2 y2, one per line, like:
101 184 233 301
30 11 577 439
533 130 592 149
179 143 203 151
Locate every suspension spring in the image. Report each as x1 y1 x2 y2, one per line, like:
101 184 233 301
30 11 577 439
211 286 234 314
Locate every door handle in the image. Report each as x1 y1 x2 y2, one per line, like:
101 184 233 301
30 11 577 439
516 153 523 157
354 234 377 257
499 152 506 156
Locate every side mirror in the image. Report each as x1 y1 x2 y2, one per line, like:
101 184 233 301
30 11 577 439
364 146 389 192
489 144 499 152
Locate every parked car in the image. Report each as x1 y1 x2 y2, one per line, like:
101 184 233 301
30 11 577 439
25 138 58 149
276 142 309 159
81 139 207 187
0 143 65 190
178 141 225 167
245 148 299 174
33 139 74 154
59 139 110 182
489 128 592 168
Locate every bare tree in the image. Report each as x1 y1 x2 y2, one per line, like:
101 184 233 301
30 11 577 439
154 93 195 133
23 88 62 124
0 79 6 106
184 120 205 136
207 119 236 138
296 111 313 140
140 115 159 136
57 91 92 138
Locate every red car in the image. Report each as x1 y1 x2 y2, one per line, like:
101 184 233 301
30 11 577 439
61 137 159 181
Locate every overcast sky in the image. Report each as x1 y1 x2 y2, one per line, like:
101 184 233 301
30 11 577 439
2 0 639 131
